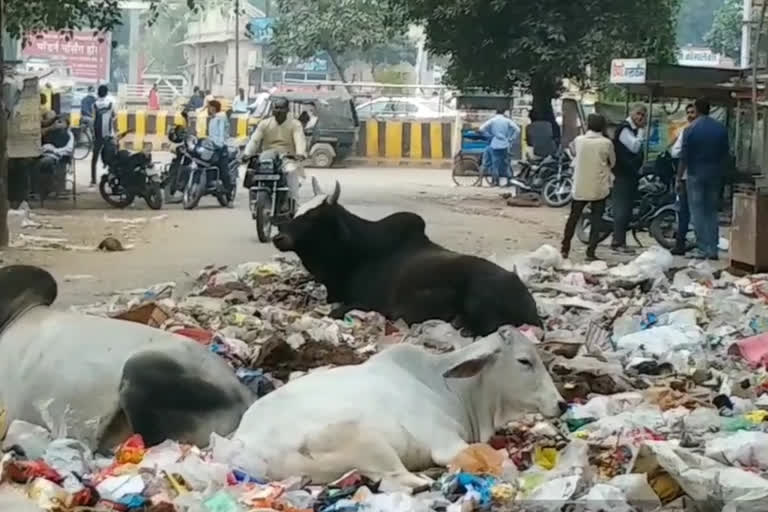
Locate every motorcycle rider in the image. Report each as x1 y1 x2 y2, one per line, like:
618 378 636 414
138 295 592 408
242 97 307 203
207 100 234 207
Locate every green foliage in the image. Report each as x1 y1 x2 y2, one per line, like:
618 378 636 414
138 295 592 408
267 0 408 81
677 0 723 46
397 0 680 106
705 0 742 60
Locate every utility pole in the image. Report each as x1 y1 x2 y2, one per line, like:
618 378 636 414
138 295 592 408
742 0 753 68
235 0 240 96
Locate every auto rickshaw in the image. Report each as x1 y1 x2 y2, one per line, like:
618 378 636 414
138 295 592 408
260 92 360 168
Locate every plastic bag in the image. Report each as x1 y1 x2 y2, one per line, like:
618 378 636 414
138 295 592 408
448 443 504 476
1 420 52 460
43 438 93 476
116 434 146 464
705 432 768 470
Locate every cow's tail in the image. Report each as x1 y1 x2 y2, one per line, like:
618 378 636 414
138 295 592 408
0 265 57 334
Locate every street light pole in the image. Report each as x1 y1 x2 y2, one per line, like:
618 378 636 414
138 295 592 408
235 0 240 96
742 0 753 68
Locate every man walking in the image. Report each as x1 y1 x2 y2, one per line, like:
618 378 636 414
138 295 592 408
480 108 520 187
561 114 615 261
678 98 729 260
611 104 647 254
669 103 697 255
91 85 116 186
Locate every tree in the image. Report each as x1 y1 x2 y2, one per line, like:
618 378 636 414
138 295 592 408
0 0 196 248
396 0 680 126
267 0 408 85
705 0 743 60
677 0 723 47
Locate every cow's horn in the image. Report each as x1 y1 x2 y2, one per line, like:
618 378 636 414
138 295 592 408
311 176 324 196
327 181 341 205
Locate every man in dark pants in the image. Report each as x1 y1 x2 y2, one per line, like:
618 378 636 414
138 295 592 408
669 104 697 255
91 85 116 186
678 98 729 260
611 104 648 254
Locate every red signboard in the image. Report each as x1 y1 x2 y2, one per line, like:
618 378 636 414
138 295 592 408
22 31 112 82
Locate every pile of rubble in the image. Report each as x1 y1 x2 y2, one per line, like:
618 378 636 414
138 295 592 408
5 246 768 511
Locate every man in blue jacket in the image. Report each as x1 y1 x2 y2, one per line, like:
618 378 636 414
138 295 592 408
677 98 730 260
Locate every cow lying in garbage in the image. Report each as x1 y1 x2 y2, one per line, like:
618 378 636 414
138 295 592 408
227 326 566 486
0 266 253 451
272 179 541 336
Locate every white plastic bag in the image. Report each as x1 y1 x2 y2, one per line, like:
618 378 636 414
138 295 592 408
705 432 768 470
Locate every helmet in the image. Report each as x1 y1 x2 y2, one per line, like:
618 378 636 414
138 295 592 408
168 125 186 144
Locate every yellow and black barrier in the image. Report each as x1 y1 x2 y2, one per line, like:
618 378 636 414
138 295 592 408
68 111 456 165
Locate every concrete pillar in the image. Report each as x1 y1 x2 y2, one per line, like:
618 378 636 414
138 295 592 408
128 8 141 83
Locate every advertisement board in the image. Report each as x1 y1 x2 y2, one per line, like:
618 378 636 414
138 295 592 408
22 31 112 83
609 58 647 84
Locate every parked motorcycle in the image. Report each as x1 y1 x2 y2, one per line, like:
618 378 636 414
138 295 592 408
510 148 573 207
243 149 298 243
576 151 695 251
164 125 194 204
178 134 240 210
99 132 165 210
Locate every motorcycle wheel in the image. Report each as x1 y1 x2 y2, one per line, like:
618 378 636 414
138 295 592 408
576 213 612 246
650 210 695 251
144 183 165 210
183 172 205 210
164 163 183 204
99 175 135 208
255 191 273 243
542 175 573 208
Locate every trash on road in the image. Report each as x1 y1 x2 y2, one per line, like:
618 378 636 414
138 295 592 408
6 247 768 510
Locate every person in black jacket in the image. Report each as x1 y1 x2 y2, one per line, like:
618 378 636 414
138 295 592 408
611 104 647 254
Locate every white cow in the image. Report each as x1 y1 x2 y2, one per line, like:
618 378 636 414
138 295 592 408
229 326 565 487
0 266 253 451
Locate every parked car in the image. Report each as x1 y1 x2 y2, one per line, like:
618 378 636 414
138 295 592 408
356 97 457 120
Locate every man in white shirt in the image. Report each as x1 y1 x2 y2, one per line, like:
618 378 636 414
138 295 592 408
670 103 696 159
249 86 278 117
610 103 647 254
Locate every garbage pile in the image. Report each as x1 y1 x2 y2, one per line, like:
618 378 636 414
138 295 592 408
6 246 768 510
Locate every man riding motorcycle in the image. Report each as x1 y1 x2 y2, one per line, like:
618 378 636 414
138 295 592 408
242 97 307 202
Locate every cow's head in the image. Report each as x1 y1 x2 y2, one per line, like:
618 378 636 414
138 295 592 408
272 178 344 253
442 326 566 423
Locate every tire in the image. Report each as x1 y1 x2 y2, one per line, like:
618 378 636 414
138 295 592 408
310 147 334 168
144 183 164 210
255 191 273 243
99 175 135 208
164 163 183 204
542 175 573 208
73 128 92 161
182 172 205 210
650 209 695 251
452 156 482 187
576 213 611 246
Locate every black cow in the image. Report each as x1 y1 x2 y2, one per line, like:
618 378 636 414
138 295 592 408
272 179 541 336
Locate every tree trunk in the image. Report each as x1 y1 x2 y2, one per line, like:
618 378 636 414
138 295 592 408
326 50 352 95
530 75 561 144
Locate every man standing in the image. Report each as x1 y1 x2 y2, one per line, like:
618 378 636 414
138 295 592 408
669 103 697 255
611 104 647 254
207 100 234 207
479 108 520 187
678 98 729 260
80 86 96 128
91 85 116 186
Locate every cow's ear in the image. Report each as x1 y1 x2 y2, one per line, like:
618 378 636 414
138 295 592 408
326 181 341 205
311 176 324 196
443 349 500 379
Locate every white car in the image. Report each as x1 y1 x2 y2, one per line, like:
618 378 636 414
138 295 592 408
356 97 457 120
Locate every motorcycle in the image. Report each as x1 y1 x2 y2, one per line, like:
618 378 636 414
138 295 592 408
99 132 165 210
179 134 240 210
243 149 298 243
509 148 574 207
164 125 194 204
576 151 695 251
